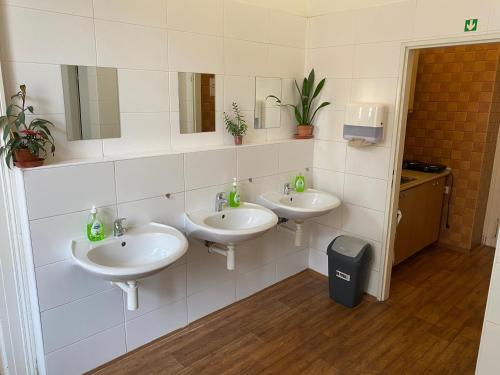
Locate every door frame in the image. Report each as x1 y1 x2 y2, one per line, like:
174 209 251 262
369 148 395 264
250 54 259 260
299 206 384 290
0 54 39 373
483 127 500 247
380 32 500 301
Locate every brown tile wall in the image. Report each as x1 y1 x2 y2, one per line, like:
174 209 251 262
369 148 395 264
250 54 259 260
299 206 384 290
404 43 500 251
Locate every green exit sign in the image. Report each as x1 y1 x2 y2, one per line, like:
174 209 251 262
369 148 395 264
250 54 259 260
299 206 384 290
464 18 478 32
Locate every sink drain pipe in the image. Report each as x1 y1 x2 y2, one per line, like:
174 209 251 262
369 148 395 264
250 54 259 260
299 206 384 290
277 218 305 247
112 281 138 310
205 241 235 270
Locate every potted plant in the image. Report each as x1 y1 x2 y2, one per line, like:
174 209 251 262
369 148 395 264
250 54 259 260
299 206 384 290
268 69 330 138
0 85 55 168
224 102 247 145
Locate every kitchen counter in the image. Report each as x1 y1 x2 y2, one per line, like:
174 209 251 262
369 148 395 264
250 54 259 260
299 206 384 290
400 169 450 191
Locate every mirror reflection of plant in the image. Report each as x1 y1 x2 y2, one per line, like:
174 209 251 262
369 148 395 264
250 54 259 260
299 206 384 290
0 85 55 168
224 102 248 137
267 69 330 125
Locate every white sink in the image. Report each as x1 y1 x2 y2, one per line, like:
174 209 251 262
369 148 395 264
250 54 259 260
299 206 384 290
71 222 188 282
185 203 278 245
258 189 341 221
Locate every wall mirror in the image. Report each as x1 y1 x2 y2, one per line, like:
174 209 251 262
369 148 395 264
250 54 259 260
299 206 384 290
61 65 121 141
178 72 216 134
254 77 282 129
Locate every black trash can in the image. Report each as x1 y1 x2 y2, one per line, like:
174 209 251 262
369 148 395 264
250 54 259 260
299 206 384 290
327 235 371 308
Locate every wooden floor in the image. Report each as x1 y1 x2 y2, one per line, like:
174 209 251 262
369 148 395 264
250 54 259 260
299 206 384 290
91 245 494 375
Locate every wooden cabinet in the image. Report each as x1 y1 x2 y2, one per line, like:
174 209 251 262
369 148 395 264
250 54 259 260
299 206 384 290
394 176 446 265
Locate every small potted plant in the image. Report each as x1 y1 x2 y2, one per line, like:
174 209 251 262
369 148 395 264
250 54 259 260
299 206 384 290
268 69 330 138
224 102 247 145
0 85 55 168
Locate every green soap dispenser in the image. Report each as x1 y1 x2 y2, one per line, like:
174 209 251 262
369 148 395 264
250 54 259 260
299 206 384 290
229 178 241 207
87 205 105 242
294 173 305 192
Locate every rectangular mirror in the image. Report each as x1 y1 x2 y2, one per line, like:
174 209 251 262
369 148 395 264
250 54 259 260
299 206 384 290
254 77 282 129
61 65 121 141
178 72 216 134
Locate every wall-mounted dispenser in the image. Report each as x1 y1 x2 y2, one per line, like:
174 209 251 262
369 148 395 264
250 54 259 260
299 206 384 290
343 103 387 146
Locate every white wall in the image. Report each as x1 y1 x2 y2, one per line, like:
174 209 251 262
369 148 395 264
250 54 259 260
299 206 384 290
305 0 500 298
0 0 306 161
17 140 313 374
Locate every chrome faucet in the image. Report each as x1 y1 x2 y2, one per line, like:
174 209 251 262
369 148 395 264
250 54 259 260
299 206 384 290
215 192 228 212
283 182 295 195
113 218 126 237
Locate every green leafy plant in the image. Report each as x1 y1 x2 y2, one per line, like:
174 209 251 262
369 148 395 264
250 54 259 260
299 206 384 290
224 102 248 137
268 69 330 126
0 85 55 168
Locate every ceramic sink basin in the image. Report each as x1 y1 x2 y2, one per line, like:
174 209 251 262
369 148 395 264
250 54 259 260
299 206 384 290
185 203 278 245
71 222 188 282
258 189 341 221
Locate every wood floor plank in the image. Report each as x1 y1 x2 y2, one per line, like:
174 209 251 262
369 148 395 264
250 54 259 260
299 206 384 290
91 244 494 375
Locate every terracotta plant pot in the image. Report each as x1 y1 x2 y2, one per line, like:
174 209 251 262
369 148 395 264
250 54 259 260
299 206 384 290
14 148 44 168
296 124 314 138
234 135 243 145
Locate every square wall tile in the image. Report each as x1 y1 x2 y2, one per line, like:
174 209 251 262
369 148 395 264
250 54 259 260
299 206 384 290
236 263 276 300
343 174 387 212
41 289 124 353
312 168 344 198
313 140 347 172
167 0 223 36
184 148 236 190
342 203 385 242
168 31 224 74
184 183 229 213
268 46 305 78
118 70 169 113
95 20 167 70
93 0 167 27
353 41 401 79
345 145 391 180
224 39 269 76
23 162 116 220
187 279 235 323
353 1 415 43
309 222 343 252
102 112 171 155
0 6 96 65
307 11 354 48
45 325 126 375
306 45 354 79
29 206 116 267
317 78 351 111
2 62 65 114
314 110 345 142
115 154 184 203
224 0 269 42
224 75 255 112
279 140 314 172
126 299 187 350
237 144 279 179
36 260 113 311
276 249 308 282
309 248 327 276
268 10 306 48
117 192 184 229
125 263 186 321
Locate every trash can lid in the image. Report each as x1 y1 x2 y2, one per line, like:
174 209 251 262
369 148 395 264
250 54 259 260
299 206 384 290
328 235 370 258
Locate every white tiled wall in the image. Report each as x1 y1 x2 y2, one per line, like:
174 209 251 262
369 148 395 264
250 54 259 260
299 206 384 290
305 0 500 300
0 0 307 162
19 140 312 374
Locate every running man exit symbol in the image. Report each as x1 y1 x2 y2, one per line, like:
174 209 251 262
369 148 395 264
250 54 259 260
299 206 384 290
464 19 478 32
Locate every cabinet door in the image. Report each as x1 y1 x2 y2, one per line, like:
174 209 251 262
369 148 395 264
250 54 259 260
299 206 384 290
394 177 446 265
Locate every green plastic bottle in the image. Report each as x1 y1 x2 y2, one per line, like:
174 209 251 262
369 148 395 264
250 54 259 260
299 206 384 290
87 206 105 241
294 173 305 193
229 178 241 208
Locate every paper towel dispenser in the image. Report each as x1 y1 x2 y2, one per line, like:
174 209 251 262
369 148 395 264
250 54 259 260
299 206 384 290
343 103 387 145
